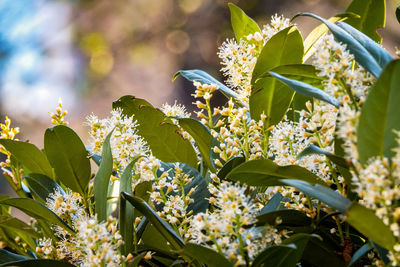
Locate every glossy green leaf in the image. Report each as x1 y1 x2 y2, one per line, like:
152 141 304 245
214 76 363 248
256 210 312 227
94 130 114 222
121 193 185 250
303 13 357 61
301 237 345 267
0 249 29 264
44 125 91 195
119 160 137 255
178 118 216 172
257 64 324 89
24 173 63 202
346 203 396 250
249 26 303 124
217 156 245 180
113 96 198 168
251 244 297 267
348 242 373 267
297 13 382 77
183 243 232 267
281 179 351 213
0 258 75 267
0 216 39 239
0 140 53 178
228 3 260 41
260 193 285 214
345 0 385 43
297 144 348 169
281 234 321 267
357 60 400 164
0 198 73 233
173 70 239 100
226 159 324 186
336 21 392 68
268 71 339 107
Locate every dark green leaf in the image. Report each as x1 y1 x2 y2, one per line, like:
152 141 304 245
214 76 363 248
44 125 91 195
345 0 385 43
0 198 73 233
217 156 245 180
0 140 53 178
94 130 114 222
397 6 400 24
0 249 29 264
281 234 321 267
268 71 339 107
249 26 304 124
24 173 63 202
296 13 382 77
121 193 185 250
301 237 345 267
228 3 260 41
346 203 396 250
260 193 284 214
297 144 348 169
113 96 198 168
183 243 232 267
348 242 373 267
0 258 75 267
357 60 400 164
251 244 296 267
173 70 239 100
178 118 216 172
119 160 137 255
281 179 351 213
256 210 312 227
226 159 324 186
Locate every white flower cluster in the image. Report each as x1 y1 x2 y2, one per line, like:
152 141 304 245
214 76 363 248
218 14 291 102
37 189 123 267
188 181 285 265
87 109 160 185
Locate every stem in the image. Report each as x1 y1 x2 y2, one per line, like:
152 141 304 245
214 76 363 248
335 217 345 244
338 78 358 111
205 99 213 129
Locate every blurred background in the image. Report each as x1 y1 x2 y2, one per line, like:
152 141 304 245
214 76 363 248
0 0 399 194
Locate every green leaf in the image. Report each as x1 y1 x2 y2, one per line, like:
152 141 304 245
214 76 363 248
0 198 73 233
357 60 400 164
260 193 285 214
345 0 385 43
217 156 245 180
113 96 198 168
94 130 114 222
228 3 260 41
346 203 396 250
251 244 297 267
281 234 321 267
0 140 53 179
0 216 40 239
24 173 63 202
301 237 345 267
268 71 340 107
119 160 138 255
303 13 357 61
226 159 324 186
178 118 216 172
249 26 304 124
0 249 29 264
336 21 392 68
297 144 348 169
121 193 185 250
183 243 232 267
348 242 373 267
256 210 312 228
281 179 351 213
44 125 91 195
257 64 325 89
296 13 384 77
397 6 400 24
173 70 239 100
